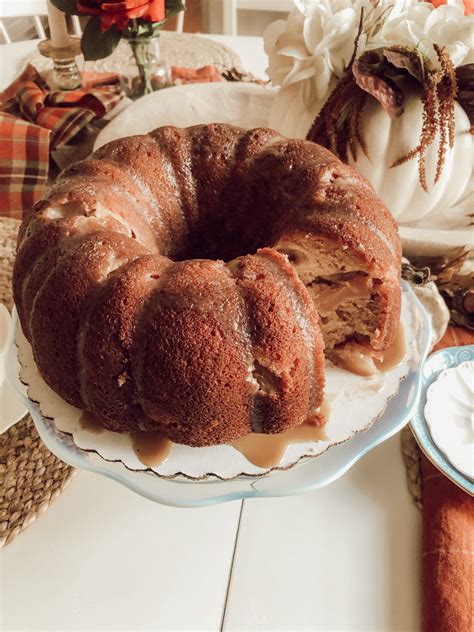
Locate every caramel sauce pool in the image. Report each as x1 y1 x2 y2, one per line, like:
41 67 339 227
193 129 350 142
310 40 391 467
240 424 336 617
131 430 172 467
333 324 406 377
79 411 105 434
79 403 330 469
79 414 172 467
232 400 330 468
374 324 406 372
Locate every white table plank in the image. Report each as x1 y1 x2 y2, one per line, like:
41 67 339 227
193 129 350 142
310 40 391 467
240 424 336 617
1 471 242 631
223 434 421 632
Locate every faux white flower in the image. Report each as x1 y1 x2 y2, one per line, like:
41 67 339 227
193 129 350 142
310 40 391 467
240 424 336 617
264 0 473 108
264 0 371 104
376 0 474 67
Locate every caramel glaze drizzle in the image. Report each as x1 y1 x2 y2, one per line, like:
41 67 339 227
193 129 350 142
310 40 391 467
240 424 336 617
78 323 406 470
79 401 331 469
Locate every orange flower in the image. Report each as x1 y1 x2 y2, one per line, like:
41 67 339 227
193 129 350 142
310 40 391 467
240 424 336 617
77 0 165 31
430 0 473 15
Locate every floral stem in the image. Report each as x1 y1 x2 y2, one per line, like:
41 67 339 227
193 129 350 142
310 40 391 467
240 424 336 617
128 38 153 96
347 7 365 71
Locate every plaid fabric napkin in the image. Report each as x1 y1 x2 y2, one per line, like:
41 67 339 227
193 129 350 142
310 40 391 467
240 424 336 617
0 113 50 220
0 64 123 219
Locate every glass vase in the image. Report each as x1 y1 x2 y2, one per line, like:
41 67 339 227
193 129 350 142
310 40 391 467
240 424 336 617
121 35 170 100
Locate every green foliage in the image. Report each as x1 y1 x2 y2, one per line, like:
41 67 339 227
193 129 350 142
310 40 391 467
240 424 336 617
81 17 122 61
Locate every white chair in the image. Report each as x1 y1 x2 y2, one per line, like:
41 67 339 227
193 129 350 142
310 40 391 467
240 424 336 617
222 0 293 36
0 1 81 44
0 0 186 44
176 0 186 33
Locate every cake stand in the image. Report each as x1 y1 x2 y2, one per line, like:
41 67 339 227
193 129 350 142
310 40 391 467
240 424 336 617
6 283 432 507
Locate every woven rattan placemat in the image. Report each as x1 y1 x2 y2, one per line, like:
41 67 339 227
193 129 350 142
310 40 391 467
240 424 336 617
0 218 75 548
401 426 423 509
28 31 242 77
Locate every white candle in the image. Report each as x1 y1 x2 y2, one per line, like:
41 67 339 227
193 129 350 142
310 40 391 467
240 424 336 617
47 1 70 48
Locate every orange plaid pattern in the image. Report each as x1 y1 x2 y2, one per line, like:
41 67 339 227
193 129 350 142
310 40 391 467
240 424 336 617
0 65 123 219
0 113 50 220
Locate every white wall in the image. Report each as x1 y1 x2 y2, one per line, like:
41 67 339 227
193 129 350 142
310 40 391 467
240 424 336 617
204 0 290 35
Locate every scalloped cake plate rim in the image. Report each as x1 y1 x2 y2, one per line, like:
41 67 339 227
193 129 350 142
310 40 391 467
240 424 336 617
6 283 433 506
12 284 419 480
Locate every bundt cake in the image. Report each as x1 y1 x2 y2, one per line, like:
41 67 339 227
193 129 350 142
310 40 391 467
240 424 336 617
13 123 401 447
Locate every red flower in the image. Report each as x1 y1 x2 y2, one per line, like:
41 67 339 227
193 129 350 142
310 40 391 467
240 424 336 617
77 0 165 31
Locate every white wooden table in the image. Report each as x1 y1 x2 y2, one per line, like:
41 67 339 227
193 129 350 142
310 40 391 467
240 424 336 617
0 34 421 632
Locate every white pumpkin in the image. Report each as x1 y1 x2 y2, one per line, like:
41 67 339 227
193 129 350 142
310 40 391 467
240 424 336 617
269 85 473 230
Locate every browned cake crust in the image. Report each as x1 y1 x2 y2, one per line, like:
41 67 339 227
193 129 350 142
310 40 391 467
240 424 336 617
13 124 401 446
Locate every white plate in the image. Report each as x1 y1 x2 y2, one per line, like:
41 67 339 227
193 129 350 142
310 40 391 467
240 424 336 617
411 345 474 496
95 82 276 150
424 361 474 480
0 304 26 433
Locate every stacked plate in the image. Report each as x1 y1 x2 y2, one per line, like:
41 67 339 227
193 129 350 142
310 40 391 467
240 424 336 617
411 346 474 495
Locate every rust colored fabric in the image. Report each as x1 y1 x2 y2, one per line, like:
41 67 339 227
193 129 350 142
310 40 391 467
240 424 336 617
432 326 474 351
1 65 122 148
0 64 123 220
422 326 474 632
0 113 50 221
171 65 224 84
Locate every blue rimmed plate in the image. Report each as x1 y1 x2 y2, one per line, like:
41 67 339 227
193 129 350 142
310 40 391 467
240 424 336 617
410 345 474 496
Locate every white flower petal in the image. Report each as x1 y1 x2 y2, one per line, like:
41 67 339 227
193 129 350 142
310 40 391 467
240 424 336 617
276 32 309 56
278 43 311 59
425 3 465 32
282 59 317 87
303 15 324 53
294 0 313 19
314 65 332 100
315 8 358 52
446 42 469 66
286 11 306 35
263 19 287 53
